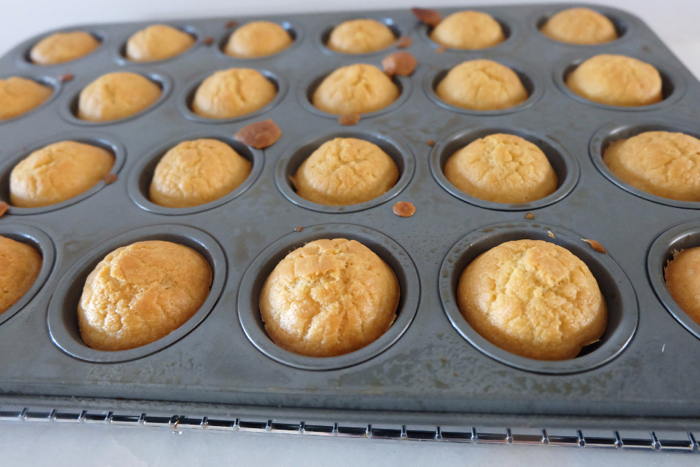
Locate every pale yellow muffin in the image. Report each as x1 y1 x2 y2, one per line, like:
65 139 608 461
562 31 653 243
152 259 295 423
327 19 395 54
224 21 293 58
312 64 399 115
541 8 617 45
430 11 505 50
260 238 399 357
444 134 557 204
10 141 114 208
0 77 52 121
78 240 212 351
78 72 161 122
0 236 42 314
192 68 277 119
292 138 398 206
150 139 252 208
458 239 607 361
604 131 700 201
126 24 195 62
436 59 528 111
30 31 100 65
566 54 662 106
665 247 700 325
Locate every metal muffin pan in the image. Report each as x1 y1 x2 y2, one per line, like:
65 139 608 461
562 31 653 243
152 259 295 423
0 2 700 436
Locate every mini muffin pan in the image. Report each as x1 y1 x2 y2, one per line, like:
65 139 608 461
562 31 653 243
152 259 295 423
1 3 700 440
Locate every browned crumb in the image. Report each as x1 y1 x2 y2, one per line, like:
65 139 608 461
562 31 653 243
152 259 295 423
548 230 556 238
0 201 8 218
435 45 447 54
427 139 435 146
525 213 534 220
382 51 418 77
582 238 607 254
103 173 118 185
203 36 215 45
294 227 304 232
60 73 74 82
225 20 239 28
396 36 412 48
393 201 416 217
234 119 282 149
338 114 361 126
412 7 442 27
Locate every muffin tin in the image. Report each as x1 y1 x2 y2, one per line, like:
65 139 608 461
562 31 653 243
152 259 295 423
1 3 700 445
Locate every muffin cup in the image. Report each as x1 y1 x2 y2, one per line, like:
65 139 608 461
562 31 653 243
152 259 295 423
439 222 638 374
60 71 172 126
0 224 55 326
0 74 61 124
177 69 287 124
46 224 226 363
216 21 302 61
589 120 700 209
532 6 628 46
128 133 264 215
415 10 514 53
430 125 579 211
276 130 415 213
0 132 126 215
648 221 700 340
114 24 201 66
238 223 420 371
14 28 106 69
317 17 402 57
424 59 541 116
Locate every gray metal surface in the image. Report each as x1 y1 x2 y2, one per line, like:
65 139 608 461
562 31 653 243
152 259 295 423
0 2 699 433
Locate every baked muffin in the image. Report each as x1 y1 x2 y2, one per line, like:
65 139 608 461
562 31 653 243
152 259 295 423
78 72 161 122
0 77 52 121
0 236 42 314
292 138 398 205
566 54 662 106
541 8 617 45
10 141 114 208
444 134 557 204
260 238 399 357
192 68 276 119
224 21 293 58
604 131 700 202
458 239 607 360
78 240 212 351
126 24 195 62
30 31 100 65
312 64 399 115
327 19 395 54
150 139 252 208
431 11 505 50
665 247 700 325
436 59 528 111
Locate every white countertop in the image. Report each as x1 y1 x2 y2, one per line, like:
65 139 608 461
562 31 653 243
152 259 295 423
1 0 699 465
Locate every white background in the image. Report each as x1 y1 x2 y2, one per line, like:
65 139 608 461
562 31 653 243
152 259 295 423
1 0 700 465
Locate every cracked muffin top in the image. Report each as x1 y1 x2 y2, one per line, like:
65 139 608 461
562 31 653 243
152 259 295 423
457 239 607 361
78 72 161 122
192 68 276 119
260 238 400 357
326 19 395 54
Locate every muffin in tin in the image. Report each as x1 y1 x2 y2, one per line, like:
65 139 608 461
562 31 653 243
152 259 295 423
327 19 395 54
431 11 505 50
78 72 161 122
30 31 100 65
125 24 195 62
224 21 293 58
541 8 617 45
0 77 52 121
192 68 276 119
0 236 42 314
665 247 700 326
313 63 399 115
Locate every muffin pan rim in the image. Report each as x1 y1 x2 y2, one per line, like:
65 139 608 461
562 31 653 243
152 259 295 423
0 74 62 125
112 23 203 67
237 223 421 371
216 20 304 62
275 129 415 214
315 15 404 58
439 221 638 375
46 224 227 364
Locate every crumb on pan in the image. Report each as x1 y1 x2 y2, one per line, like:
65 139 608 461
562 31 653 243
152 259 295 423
436 45 447 54
427 139 435 146
338 114 361 126
382 52 418 77
412 7 442 27
294 226 304 232
60 73 74 82
548 230 556 238
0 201 8 218
225 20 239 28
396 36 412 48
234 119 282 149
525 213 534 220
202 36 214 45
103 173 118 185
582 238 607 253
393 201 416 217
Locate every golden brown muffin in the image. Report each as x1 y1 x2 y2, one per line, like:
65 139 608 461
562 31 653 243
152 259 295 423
0 77 52 121
444 134 557 204
260 238 399 357
78 72 161 122
30 31 100 65
292 138 398 206
224 21 293 58
566 54 662 106
150 139 252 208
192 68 277 119
312 64 399 115
327 19 395 54
458 239 607 360
430 11 505 50
78 240 212 351
10 141 114 208
665 247 700 325
0 236 42 314
604 131 700 202
541 8 617 45
125 24 195 62
436 59 528 111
